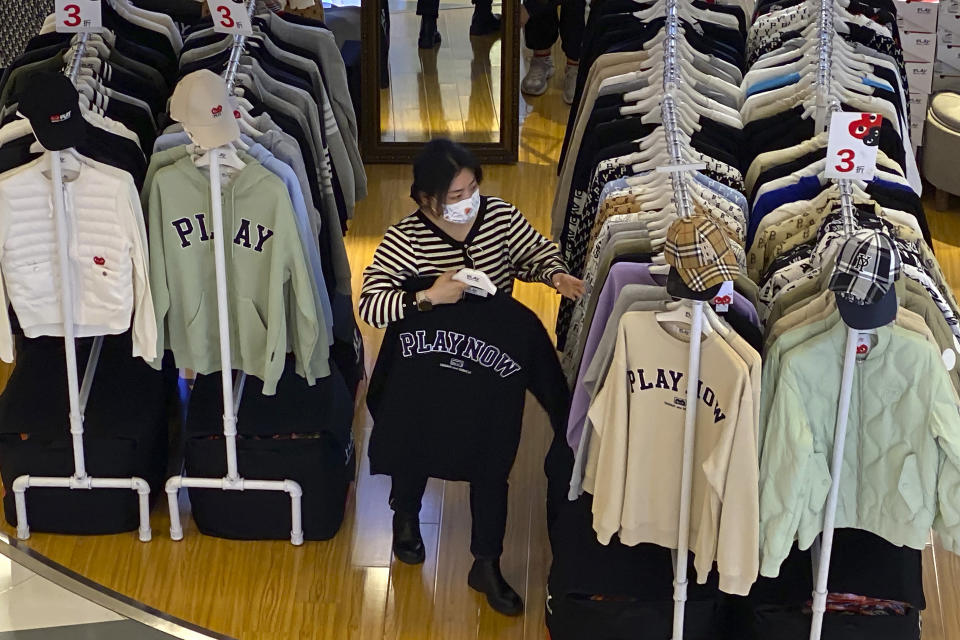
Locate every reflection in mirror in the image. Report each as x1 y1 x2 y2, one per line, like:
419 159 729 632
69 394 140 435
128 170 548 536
378 0 503 143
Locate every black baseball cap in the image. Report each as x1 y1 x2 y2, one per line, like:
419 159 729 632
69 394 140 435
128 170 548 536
17 72 85 151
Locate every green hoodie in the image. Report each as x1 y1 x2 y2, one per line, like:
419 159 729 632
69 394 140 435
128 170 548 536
147 156 326 394
760 321 960 578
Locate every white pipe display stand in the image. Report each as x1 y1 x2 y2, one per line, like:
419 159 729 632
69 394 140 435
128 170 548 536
670 300 705 640
12 31 152 542
807 0 868 635
808 328 859 640
165 0 304 545
658 1 709 636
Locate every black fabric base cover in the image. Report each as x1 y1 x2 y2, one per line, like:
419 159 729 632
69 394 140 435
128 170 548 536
752 606 920 640
0 333 174 534
0 431 167 534
185 435 355 541
546 595 724 640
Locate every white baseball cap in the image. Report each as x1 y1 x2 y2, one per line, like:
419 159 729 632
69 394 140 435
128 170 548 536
170 70 240 149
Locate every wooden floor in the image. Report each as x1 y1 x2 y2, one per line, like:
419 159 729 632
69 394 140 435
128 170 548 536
4 45 960 639
379 0 503 143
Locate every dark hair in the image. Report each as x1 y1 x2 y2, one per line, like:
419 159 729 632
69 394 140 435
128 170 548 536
409 138 483 207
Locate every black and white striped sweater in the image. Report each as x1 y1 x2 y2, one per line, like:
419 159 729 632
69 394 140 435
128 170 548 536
360 196 567 328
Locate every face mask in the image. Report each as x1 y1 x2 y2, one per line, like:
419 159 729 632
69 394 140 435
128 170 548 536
442 188 481 224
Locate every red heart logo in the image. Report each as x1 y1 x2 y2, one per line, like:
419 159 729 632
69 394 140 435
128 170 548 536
93 256 105 266
856 344 869 355
211 105 223 116
233 110 241 119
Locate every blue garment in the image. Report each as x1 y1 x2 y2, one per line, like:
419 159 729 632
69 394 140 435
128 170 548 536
152 132 334 344
598 177 630 205
748 175 823 245
745 72 801 97
693 171 749 217
861 76 894 92
872 176 917 196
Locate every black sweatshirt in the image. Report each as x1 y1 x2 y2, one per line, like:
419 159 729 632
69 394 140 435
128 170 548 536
367 287 570 482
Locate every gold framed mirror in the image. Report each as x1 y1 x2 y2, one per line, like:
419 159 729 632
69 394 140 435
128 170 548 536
360 0 520 162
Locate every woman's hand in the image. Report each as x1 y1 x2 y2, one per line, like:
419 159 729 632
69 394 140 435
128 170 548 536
427 270 470 305
552 273 586 300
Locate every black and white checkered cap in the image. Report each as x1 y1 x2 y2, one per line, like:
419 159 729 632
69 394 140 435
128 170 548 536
827 228 901 306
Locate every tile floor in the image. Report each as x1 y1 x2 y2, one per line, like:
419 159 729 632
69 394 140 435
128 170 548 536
0 554 178 638
0 555 121 632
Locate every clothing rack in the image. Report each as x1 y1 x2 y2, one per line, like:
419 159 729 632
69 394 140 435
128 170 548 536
164 0 306 546
808 0 866 637
659 1 708 637
11 30 153 543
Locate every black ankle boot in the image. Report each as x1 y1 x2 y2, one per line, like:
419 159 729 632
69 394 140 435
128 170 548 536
418 16 441 49
467 558 523 616
392 512 426 564
469 8 501 36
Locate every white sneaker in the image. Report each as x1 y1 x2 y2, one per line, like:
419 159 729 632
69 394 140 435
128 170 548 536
562 64 578 105
522 55 555 96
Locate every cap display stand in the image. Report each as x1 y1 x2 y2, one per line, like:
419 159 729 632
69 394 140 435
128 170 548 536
807 2 880 637
163 0 305 546
11 31 152 543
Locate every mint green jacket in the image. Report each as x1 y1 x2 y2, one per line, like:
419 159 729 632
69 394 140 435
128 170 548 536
760 322 960 577
147 156 325 394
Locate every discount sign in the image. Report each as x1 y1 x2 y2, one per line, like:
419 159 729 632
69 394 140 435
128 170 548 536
55 0 103 33
207 0 254 36
825 112 882 181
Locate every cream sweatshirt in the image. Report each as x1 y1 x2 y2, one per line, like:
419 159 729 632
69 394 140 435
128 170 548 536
585 310 758 595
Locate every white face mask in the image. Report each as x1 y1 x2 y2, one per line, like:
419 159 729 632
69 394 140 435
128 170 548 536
442 188 481 224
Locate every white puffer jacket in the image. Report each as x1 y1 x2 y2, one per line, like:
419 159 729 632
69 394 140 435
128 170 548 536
0 153 155 361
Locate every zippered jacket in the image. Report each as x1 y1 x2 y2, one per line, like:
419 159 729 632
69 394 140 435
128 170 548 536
0 154 155 362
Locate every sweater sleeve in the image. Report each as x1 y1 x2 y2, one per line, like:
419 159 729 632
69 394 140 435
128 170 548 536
508 206 569 285
930 359 960 553
759 371 824 578
526 310 571 438
270 196 326 395
586 325 630 545
146 174 169 370
706 362 760 596
0 187 13 363
119 179 157 361
359 225 418 328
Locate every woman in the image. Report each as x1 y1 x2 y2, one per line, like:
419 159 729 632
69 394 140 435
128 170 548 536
359 139 583 616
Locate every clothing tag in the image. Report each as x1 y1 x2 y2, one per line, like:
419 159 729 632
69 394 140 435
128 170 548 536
712 280 734 313
464 286 489 298
855 332 876 360
206 0 254 36
452 268 497 295
55 0 103 33
825 112 882 180
943 348 957 372
656 163 707 174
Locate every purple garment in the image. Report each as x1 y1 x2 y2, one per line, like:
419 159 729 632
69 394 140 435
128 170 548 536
565 262 759 449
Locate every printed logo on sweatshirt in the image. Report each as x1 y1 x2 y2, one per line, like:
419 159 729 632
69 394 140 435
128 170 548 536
398 330 522 378
171 214 274 252
627 368 727 423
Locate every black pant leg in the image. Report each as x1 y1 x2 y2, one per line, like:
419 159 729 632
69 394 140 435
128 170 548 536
469 478 509 560
416 0 441 17
558 0 585 60
389 475 428 515
524 0 561 50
